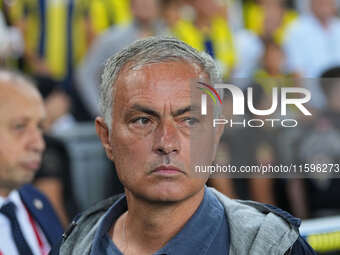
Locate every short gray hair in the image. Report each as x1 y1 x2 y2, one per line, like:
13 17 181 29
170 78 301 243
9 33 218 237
0 69 36 88
99 36 223 128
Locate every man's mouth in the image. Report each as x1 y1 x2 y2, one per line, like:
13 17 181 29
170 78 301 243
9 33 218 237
151 165 185 176
21 160 41 171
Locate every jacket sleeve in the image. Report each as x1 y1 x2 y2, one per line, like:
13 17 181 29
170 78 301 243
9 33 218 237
288 236 317 255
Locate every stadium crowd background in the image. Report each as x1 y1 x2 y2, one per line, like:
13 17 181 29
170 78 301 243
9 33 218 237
1 0 340 253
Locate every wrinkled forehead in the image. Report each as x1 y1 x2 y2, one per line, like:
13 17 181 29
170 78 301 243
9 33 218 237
111 61 211 117
116 60 209 91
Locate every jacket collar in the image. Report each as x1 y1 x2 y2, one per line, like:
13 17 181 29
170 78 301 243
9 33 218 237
209 187 299 255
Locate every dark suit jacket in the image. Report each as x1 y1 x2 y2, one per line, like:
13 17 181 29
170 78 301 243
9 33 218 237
18 184 64 247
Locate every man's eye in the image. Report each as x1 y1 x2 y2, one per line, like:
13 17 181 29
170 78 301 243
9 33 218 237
183 117 199 127
131 117 151 126
14 123 26 131
37 123 45 132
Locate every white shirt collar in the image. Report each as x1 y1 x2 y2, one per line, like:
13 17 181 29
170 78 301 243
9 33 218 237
0 190 22 210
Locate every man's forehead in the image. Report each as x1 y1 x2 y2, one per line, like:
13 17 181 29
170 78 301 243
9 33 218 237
115 62 209 100
0 82 43 118
118 61 207 84
127 102 202 114
0 81 39 101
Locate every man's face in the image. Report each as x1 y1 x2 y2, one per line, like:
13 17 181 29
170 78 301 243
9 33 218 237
0 82 46 193
190 0 223 19
311 0 336 21
97 61 222 203
131 0 159 25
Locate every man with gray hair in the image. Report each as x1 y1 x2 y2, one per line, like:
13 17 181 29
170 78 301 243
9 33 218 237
0 70 63 255
53 37 315 254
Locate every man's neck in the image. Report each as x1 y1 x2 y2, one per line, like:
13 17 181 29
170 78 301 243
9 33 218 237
315 15 332 29
112 188 205 255
0 187 11 198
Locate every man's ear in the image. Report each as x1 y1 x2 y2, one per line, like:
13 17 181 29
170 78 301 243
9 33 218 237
95 117 114 161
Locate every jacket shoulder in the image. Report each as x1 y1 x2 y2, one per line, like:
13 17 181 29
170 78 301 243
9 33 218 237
19 184 64 246
52 194 123 255
208 187 314 255
289 237 317 255
69 193 123 228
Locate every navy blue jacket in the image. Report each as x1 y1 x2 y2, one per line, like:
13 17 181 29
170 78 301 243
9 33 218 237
262 204 316 255
18 184 64 247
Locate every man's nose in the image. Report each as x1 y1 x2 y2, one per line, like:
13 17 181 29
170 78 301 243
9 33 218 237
28 127 46 153
152 120 181 156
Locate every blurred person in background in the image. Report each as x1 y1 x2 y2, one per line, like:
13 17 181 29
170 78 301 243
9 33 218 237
224 83 281 206
293 0 340 14
159 0 182 30
285 66 340 219
234 0 296 85
284 0 340 108
254 38 296 93
319 66 340 129
206 94 238 199
161 0 261 85
33 132 73 228
0 0 97 121
2 0 131 122
83 0 132 46
207 136 237 199
3 0 129 85
169 0 236 79
231 27 263 84
288 127 340 219
76 0 163 118
254 39 286 80
246 84 280 206
244 0 297 44
35 76 76 135
0 69 63 254
0 9 23 67
4 0 86 86
33 76 79 227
